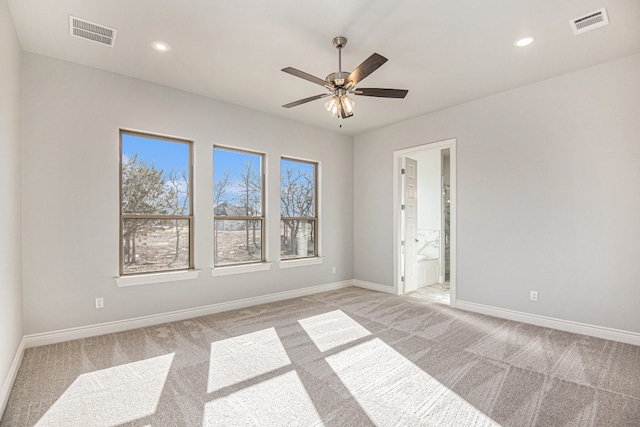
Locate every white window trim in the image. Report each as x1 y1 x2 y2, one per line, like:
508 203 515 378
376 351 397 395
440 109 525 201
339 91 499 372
211 262 273 277
279 256 324 269
115 269 201 287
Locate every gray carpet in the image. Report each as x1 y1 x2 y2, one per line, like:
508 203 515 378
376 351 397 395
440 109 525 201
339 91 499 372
2 287 639 426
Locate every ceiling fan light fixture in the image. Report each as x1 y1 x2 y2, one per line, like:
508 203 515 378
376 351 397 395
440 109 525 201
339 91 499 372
325 94 355 118
341 94 355 115
325 96 340 117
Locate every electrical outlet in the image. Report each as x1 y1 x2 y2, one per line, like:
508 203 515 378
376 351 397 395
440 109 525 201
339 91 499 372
95 297 104 309
332 267 336 274
530 291 538 302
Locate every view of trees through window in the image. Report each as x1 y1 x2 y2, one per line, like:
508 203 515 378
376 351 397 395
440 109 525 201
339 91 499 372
213 147 264 266
120 132 192 274
281 158 317 259
121 137 318 273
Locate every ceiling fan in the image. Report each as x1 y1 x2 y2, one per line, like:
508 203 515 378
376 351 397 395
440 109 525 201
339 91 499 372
281 36 408 124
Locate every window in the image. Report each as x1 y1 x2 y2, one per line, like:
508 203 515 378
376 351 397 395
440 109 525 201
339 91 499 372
213 146 265 266
280 158 318 259
120 131 193 275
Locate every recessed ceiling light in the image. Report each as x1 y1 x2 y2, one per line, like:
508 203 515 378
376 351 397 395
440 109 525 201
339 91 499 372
151 41 171 52
514 36 535 47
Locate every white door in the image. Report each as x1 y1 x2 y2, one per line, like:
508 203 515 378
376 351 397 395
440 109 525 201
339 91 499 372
403 157 418 293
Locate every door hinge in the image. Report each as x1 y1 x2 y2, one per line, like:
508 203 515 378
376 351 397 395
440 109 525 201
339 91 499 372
401 204 405 210
401 240 405 246
401 168 406 175
401 276 405 282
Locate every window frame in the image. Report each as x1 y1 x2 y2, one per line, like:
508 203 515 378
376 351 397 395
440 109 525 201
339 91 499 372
119 129 194 276
213 145 266 268
280 156 319 260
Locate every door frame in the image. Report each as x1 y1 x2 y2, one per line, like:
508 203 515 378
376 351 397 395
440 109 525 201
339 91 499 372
392 138 457 307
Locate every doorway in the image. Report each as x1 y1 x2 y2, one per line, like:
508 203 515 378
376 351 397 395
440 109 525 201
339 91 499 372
393 139 456 307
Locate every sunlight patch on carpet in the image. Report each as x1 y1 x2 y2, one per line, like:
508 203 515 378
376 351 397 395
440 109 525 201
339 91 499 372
208 327 291 393
203 310 499 426
298 310 371 352
325 338 500 425
35 353 174 427
203 370 323 427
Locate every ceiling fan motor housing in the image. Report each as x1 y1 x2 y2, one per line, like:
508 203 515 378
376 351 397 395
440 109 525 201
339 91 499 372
326 71 349 87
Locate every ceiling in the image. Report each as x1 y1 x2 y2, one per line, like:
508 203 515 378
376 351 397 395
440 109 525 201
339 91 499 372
7 0 640 136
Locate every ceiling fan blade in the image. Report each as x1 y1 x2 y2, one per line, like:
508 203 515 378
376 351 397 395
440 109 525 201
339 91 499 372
345 53 388 88
282 67 333 89
354 88 408 98
282 93 330 108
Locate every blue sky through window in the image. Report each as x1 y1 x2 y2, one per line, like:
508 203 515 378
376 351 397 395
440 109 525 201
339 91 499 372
213 147 262 206
121 133 190 179
281 159 314 178
121 133 191 213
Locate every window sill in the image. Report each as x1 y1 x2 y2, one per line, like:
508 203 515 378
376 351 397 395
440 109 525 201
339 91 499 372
115 269 201 287
211 262 273 277
279 257 324 269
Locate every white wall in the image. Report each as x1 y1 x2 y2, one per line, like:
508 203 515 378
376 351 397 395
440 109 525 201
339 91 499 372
354 54 640 334
0 0 23 410
21 53 353 335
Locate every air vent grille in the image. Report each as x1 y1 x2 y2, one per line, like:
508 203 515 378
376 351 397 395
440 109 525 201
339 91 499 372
69 15 117 46
570 8 609 35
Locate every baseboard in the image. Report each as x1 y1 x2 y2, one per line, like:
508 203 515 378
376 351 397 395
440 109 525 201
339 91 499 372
456 300 640 346
1 337 25 417
353 280 396 294
23 280 354 348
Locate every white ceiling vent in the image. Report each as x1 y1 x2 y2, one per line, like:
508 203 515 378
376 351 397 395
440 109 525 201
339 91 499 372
69 15 117 46
570 8 609 35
